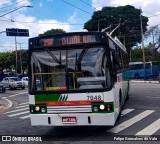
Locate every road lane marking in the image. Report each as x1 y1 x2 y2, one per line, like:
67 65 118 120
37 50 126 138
8 92 28 98
121 109 134 116
8 111 29 117
20 115 30 119
19 102 29 106
107 110 154 133
4 108 29 114
135 118 160 136
16 105 29 109
3 99 13 109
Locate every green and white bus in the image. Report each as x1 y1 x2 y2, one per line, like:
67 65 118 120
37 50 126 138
28 32 130 126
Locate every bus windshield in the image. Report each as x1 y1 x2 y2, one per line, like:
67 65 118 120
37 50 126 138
30 47 111 91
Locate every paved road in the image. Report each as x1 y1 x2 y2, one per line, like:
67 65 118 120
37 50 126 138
0 82 160 143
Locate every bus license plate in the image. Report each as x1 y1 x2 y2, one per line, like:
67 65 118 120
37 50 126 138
62 117 77 124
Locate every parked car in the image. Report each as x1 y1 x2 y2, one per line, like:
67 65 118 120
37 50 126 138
21 77 28 86
0 82 5 92
21 77 40 86
1 77 25 90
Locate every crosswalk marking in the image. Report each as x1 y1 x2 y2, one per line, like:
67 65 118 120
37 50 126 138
135 118 160 136
4 107 29 114
19 102 29 106
107 110 154 133
121 109 134 116
3 106 159 136
8 111 29 117
16 105 29 109
20 115 30 119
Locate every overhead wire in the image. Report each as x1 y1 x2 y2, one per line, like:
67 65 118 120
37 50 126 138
79 0 97 10
60 0 92 15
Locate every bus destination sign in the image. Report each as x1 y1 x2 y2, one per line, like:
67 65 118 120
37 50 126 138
34 35 100 47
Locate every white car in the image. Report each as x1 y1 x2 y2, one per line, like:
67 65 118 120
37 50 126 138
21 77 29 86
21 77 40 86
1 77 25 90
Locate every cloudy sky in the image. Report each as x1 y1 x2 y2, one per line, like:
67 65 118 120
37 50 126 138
0 0 160 52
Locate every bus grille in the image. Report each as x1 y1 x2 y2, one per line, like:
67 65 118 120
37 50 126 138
47 105 92 113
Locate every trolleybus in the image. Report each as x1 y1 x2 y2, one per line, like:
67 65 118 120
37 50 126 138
129 61 160 79
28 32 130 126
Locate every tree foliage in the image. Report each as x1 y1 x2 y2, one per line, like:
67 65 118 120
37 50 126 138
0 50 28 74
130 47 160 62
38 29 65 36
144 25 160 52
84 5 148 50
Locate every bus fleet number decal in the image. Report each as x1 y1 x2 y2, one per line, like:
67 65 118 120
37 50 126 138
87 95 102 100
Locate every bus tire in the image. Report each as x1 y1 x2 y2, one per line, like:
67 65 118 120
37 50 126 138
117 91 122 121
126 82 130 101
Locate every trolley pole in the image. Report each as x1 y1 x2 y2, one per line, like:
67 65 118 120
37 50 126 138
140 8 146 80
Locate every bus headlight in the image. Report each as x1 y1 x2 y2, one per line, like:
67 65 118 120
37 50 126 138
92 102 114 113
35 106 40 111
41 108 46 113
30 105 47 114
99 104 105 110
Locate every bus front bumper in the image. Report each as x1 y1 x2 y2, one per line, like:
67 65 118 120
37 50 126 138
30 113 116 126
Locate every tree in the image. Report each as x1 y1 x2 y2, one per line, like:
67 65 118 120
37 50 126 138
38 29 65 36
0 50 28 74
144 25 160 59
84 5 148 51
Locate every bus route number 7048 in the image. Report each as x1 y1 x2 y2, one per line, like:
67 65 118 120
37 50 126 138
87 95 102 100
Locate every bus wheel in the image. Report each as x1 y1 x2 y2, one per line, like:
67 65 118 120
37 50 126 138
126 91 129 101
117 92 122 121
126 82 130 101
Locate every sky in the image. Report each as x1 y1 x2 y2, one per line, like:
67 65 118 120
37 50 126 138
0 0 160 52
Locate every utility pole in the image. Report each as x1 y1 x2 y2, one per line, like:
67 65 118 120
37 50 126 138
17 42 23 74
140 8 146 80
15 36 18 76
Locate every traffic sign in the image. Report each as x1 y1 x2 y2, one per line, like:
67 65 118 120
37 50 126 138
6 28 29 37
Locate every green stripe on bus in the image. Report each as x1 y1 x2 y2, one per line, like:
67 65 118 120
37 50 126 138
35 94 61 102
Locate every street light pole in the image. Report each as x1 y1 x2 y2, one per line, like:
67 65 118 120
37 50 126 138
0 5 33 18
140 8 146 80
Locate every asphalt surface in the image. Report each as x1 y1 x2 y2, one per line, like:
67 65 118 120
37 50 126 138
0 81 160 144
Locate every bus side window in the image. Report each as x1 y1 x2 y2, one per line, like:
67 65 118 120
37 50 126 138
110 51 117 82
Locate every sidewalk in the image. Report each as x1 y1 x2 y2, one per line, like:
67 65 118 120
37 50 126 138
130 80 160 84
0 98 10 112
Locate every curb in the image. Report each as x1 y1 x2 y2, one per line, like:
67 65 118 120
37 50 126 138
130 80 160 84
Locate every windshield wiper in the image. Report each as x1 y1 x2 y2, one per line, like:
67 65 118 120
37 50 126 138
44 48 61 65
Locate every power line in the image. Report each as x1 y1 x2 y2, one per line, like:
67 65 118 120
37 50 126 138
79 0 97 10
60 0 92 15
2 17 43 32
0 17 84 25
148 13 160 18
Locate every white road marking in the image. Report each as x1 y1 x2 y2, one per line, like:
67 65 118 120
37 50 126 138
135 118 160 136
2 98 13 109
8 111 29 117
4 107 29 114
19 102 29 106
121 109 134 116
16 105 29 109
8 92 28 98
20 115 30 119
107 110 154 133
